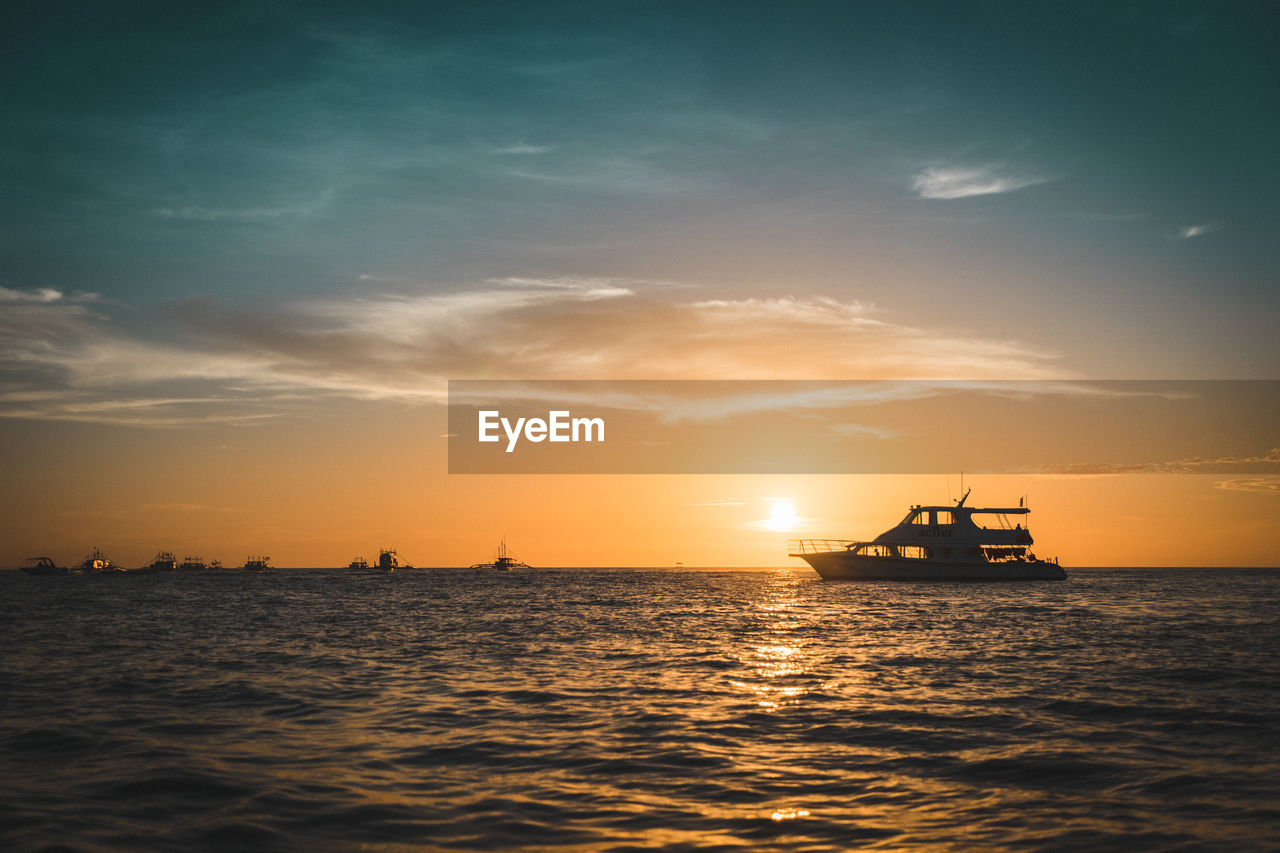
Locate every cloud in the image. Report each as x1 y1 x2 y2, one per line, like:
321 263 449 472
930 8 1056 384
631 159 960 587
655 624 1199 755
0 286 97 304
1177 223 1223 239
1004 448 1280 476
492 143 552 155
688 296 882 328
486 276 639 299
0 280 1068 425
912 164 1055 199
1214 478 1280 494
1174 449 1280 466
152 190 335 222
829 423 898 440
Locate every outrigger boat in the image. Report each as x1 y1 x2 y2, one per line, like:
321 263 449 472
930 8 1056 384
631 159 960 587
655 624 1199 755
470 539 529 571
242 555 272 572
789 490 1066 581
377 549 411 571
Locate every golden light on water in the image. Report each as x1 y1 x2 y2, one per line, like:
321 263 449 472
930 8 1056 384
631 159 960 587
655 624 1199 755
732 569 832 712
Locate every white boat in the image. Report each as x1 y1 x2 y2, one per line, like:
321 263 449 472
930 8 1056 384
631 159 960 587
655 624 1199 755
789 490 1066 581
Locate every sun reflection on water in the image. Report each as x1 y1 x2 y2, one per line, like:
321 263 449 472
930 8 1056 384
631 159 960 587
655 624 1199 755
733 570 833 712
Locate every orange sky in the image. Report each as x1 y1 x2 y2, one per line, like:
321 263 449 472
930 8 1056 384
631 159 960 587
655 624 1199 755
2 404 1276 568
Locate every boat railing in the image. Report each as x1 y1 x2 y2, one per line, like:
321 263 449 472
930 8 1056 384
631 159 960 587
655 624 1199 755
788 539 858 556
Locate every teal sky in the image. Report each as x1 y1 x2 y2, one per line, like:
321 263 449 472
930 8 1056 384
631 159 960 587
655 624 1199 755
1 1 1277 425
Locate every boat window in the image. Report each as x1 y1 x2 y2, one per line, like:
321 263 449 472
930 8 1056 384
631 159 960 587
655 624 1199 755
982 546 1027 562
935 510 954 525
896 545 930 559
910 511 927 525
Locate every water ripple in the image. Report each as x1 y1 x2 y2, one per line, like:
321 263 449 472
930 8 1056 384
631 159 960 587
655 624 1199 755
2 568 1278 850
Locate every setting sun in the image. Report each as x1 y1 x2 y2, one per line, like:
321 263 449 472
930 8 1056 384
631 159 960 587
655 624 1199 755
767 500 799 531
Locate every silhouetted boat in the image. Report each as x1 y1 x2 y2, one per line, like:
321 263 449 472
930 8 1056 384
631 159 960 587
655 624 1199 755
209 559 223 571
347 557 369 570
76 547 124 574
789 489 1066 581
242 556 272 572
20 556 66 576
178 556 208 571
470 539 529 571
131 550 178 574
376 548 414 571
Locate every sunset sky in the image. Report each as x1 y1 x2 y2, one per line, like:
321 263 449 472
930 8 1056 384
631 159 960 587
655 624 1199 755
2 1 1276 567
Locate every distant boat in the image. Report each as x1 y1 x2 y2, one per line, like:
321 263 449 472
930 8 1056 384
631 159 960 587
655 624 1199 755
242 555 272 572
789 489 1066 581
131 550 178 574
178 556 208 571
347 556 369 570
376 548 414 571
470 539 530 571
76 547 123 574
20 556 66 576
209 559 224 571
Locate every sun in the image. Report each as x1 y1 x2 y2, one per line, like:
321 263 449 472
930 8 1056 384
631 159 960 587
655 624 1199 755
766 500 799 531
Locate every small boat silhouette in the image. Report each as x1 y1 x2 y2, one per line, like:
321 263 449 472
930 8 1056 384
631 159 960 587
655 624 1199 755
20 556 66 576
470 539 530 571
131 550 178 574
242 555 272 572
77 547 124 574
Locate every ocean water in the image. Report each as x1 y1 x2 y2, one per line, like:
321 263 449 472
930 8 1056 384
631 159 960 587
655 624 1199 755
2 568 1278 852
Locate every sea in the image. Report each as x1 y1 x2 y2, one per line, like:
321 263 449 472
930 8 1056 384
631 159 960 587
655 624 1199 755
2 567 1278 852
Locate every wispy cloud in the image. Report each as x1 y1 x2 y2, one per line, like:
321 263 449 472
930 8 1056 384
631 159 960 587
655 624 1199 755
492 143 552 155
0 280 1067 425
0 286 97 304
1214 477 1280 494
1175 449 1280 466
152 190 335 222
829 423 898 440
912 164 1055 200
1005 448 1280 476
486 276 640 299
1177 222 1223 239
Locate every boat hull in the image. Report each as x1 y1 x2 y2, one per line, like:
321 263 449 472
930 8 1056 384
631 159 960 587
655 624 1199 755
19 565 66 576
801 551 1066 581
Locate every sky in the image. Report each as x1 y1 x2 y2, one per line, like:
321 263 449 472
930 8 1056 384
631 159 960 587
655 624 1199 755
1 1 1277 567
